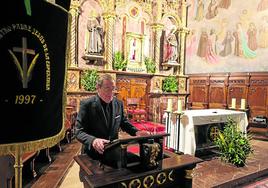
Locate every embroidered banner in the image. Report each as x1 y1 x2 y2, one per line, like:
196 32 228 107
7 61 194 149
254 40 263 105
0 0 68 145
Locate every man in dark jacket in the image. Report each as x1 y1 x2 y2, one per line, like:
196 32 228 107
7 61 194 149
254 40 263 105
75 74 148 167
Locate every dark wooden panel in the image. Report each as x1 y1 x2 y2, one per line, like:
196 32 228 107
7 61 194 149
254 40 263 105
187 72 268 122
191 86 207 103
188 75 209 109
227 73 249 109
116 77 131 107
248 86 267 117
209 75 228 109
116 76 150 120
248 74 268 119
209 86 225 104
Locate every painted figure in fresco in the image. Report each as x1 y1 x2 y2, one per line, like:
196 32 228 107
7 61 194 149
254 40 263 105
259 16 268 48
186 29 197 58
205 29 219 63
247 22 258 51
239 9 250 31
218 0 231 9
164 27 178 63
197 28 208 58
206 0 218 20
195 0 204 21
217 18 228 43
85 11 103 54
257 0 268 11
234 22 257 59
209 29 218 54
233 26 243 57
220 31 234 57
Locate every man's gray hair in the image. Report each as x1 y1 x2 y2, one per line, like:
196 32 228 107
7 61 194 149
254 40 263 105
97 74 114 87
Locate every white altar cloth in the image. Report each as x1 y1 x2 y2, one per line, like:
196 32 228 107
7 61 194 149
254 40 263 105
179 109 248 155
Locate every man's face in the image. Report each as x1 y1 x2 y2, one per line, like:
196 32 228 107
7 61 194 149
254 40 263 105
97 79 115 103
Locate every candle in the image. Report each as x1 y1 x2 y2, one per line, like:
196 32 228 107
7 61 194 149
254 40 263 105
167 99 172 112
177 99 182 113
231 98 236 109
241 99 246 109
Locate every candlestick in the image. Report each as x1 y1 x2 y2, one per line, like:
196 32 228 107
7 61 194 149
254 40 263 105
173 111 184 154
167 98 172 112
231 98 236 109
177 99 182 113
241 99 246 109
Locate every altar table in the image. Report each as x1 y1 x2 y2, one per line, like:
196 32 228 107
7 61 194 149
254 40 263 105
179 109 248 155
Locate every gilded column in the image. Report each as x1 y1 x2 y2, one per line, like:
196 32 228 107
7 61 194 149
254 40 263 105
151 0 163 73
69 1 80 67
152 23 164 73
103 12 116 70
179 0 189 76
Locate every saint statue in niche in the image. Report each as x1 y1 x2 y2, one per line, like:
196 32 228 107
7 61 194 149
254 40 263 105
130 38 137 61
85 10 104 54
164 26 178 63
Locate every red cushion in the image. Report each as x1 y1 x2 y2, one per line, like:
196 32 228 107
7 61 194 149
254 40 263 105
127 109 135 113
131 121 165 132
133 109 146 114
127 145 140 154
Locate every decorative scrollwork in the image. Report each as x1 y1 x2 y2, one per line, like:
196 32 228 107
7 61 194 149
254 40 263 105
208 125 220 142
143 175 154 188
129 178 141 188
185 169 193 179
168 170 174 181
156 172 167 185
121 182 127 188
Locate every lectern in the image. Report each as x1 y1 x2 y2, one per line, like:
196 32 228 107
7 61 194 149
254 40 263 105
74 133 203 188
103 133 168 169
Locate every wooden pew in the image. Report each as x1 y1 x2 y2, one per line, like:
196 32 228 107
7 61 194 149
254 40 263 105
22 151 39 178
0 151 39 187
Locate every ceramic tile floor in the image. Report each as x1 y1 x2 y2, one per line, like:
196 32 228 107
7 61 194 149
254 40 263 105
58 161 83 188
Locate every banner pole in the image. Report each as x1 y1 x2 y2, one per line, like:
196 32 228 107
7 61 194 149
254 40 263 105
14 145 23 188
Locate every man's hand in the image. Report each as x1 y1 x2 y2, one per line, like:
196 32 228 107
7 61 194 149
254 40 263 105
136 130 151 137
92 138 110 154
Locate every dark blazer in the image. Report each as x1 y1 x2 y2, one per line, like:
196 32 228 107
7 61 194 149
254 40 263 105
75 95 138 160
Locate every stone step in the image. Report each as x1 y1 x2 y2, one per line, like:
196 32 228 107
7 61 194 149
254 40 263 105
252 135 268 141
248 127 268 135
248 127 268 141
249 123 267 128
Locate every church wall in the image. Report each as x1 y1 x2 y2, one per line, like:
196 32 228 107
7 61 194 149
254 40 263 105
185 0 268 74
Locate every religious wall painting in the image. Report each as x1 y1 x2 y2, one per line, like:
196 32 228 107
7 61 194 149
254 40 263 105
186 0 268 74
257 0 268 12
186 29 197 60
